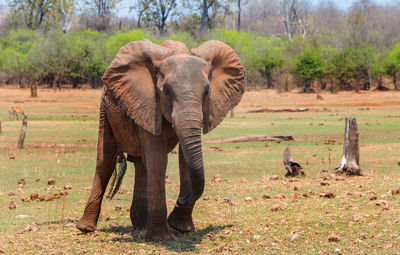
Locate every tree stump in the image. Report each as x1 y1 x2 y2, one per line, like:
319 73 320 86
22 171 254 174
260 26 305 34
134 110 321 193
30 82 38 97
18 116 28 149
335 117 361 175
283 147 304 177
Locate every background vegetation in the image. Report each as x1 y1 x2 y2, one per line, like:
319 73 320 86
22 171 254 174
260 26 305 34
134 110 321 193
1 0 400 92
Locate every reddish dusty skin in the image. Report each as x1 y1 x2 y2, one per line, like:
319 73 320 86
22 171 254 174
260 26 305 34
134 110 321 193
76 39 246 241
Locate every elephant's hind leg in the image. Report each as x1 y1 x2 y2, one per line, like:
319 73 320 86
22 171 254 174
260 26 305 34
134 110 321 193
168 145 195 232
77 107 118 233
130 157 148 229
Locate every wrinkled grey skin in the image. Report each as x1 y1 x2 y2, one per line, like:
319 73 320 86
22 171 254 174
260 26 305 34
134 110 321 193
76 40 246 242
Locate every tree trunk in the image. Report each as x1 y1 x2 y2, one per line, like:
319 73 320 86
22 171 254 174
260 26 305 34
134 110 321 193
200 0 208 34
18 116 28 149
393 74 398 90
335 117 361 175
237 0 241 32
283 147 304 177
0 119 2 133
30 82 38 97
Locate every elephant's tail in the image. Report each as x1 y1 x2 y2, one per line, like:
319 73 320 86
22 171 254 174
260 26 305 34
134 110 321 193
107 153 127 200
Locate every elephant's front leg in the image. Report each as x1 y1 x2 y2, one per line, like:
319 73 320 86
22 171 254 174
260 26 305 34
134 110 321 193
139 128 173 241
77 110 117 233
168 145 196 232
130 157 148 229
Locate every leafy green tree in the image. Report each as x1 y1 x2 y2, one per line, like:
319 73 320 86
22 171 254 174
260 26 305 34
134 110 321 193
294 46 325 92
8 0 57 29
105 29 152 61
384 43 400 90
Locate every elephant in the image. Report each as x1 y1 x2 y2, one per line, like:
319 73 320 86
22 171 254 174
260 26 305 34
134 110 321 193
76 39 247 241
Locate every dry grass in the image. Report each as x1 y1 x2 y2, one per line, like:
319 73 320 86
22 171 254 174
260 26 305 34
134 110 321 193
0 88 400 254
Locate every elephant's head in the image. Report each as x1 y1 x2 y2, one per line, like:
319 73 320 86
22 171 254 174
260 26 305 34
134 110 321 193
102 39 246 203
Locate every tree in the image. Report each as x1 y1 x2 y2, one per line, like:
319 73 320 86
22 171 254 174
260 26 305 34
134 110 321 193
294 46 325 92
384 43 400 90
141 0 177 36
57 0 74 33
84 0 120 31
8 0 57 29
130 0 151 27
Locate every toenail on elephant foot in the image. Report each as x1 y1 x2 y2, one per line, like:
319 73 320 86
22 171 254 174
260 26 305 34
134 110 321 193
145 228 174 242
167 206 195 232
76 222 96 233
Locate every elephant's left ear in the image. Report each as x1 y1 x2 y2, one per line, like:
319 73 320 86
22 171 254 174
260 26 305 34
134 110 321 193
192 40 247 134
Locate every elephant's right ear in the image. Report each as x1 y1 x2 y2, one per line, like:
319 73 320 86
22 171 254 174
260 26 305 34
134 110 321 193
102 40 171 136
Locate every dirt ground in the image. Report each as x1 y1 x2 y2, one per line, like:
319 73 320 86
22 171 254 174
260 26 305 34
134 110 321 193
1 88 400 254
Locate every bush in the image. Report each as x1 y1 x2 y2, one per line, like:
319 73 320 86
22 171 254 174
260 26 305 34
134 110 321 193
294 46 325 92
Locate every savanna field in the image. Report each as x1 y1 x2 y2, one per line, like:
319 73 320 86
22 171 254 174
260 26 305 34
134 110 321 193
1 88 400 254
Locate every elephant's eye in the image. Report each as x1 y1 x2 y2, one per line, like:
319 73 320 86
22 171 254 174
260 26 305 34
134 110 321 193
163 85 173 98
204 86 210 97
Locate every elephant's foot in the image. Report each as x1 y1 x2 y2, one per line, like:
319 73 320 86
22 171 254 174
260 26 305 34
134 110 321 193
167 206 195 232
145 225 174 242
130 197 148 229
76 218 97 233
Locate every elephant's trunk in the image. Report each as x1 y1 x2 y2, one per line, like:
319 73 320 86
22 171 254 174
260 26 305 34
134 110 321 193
175 119 205 204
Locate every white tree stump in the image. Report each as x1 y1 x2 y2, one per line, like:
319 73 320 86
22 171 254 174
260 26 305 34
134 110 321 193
335 117 361 175
283 147 304 177
18 116 28 149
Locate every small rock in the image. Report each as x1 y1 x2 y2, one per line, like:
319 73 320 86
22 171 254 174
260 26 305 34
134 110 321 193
64 184 72 190
59 190 68 196
48 178 56 185
273 194 286 199
270 203 288 211
203 196 210 201
320 181 330 186
36 178 41 182
64 217 79 223
262 194 271 199
64 223 75 228
16 215 34 219
18 178 26 186
78 199 85 204
391 189 400 196
21 197 31 202
48 224 58 229
8 192 16 196
30 193 39 200
109 220 119 228
8 201 17 210
117 188 127 194
244 197 252 202
328 234 340 242
115 205 122 211
369 192 378 200
287 231 299 242
23 223 40 233
213 174 222 183
99 212 110 221
320 192 335 198
45 195 55 201
270 175 279 180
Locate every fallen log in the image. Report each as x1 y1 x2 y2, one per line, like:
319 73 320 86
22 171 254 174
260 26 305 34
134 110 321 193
18 116 28 149
335 117 361 175
283 147 305 177
204 135 294 144
247 108 309 113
